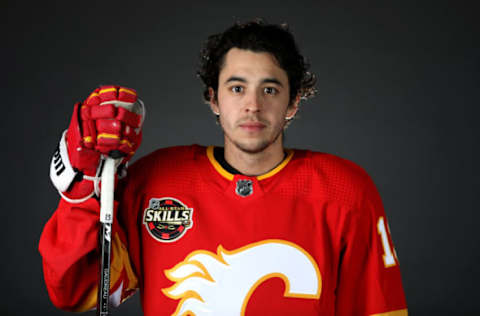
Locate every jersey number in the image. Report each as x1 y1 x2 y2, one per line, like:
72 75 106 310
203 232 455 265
377 216 397 268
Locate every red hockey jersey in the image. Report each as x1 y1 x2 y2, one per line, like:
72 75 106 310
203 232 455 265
39 145 408 316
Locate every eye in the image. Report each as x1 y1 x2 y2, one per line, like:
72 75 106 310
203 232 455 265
264 87 278 95
231 86 244 93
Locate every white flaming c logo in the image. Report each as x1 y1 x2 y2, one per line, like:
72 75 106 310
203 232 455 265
162 239 321 316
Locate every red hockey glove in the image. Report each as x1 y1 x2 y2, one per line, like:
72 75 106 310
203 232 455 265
50 85 145 203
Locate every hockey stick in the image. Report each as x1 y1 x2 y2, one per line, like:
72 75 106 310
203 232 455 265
95 97 145 315
97 155 119 316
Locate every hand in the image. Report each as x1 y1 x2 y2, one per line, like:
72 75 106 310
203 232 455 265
50 85 145 203
80 85 144 158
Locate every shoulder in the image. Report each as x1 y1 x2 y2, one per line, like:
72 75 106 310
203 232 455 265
292 149 376 208
125 145 207 182
131 145 205 169
307 150 370 184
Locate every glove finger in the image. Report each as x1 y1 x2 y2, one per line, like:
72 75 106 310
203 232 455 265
82 120 96 149
96 119 122 148
96 140 135 157
119 132 142 156
97 86 119 102
84 89 101 106
118 141 134 156
90 104 117 120
85 86 137 105
79 105 96 149
97 86 137 103
118 87 137 103
116 107 142 128
96 118 122 134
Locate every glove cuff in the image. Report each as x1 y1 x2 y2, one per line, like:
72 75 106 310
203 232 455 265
50 130 77 192
50 131 101 203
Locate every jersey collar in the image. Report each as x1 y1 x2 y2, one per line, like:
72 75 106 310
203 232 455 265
206 145 294 181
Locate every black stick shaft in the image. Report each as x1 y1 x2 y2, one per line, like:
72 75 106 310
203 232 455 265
97 157 117 315
97 222 112 315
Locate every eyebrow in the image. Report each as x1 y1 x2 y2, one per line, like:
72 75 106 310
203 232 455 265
224 76 284 87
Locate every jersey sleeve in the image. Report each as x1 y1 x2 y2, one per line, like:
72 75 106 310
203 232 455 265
335 174 408 316
38 191 139 311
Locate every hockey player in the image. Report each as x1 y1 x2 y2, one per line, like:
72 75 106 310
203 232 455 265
40 20 408 315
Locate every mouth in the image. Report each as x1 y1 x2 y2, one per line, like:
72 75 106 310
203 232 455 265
238 121 267 132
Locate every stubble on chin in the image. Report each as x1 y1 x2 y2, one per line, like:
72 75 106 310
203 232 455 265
232 138 271 154
220 112 287 154
224 126 284 154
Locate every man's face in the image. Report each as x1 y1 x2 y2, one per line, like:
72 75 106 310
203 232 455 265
210 48 298 154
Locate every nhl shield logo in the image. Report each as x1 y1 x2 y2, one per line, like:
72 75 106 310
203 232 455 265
143 198 194 243
235 179 253 197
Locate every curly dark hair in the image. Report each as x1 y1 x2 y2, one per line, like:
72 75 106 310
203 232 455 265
197 19 317 106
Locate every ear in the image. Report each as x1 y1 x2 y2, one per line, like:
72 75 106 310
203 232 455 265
285 95 300 120
208 87 220 115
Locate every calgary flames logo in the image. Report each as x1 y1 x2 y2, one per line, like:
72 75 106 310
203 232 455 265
162 240 321 315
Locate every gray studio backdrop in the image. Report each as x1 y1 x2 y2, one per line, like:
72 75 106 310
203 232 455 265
4 1 478 315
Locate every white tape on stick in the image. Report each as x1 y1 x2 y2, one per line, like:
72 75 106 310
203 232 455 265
99 157 117 224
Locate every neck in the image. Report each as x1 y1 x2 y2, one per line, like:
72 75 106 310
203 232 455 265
223 137 285 177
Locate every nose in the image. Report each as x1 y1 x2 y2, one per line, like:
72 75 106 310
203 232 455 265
244 90 262 113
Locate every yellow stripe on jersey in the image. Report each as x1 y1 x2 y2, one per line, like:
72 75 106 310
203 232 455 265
206 146 294 181
112 233 139 298
206 146 234 181
257 149 294 180
371 308 408 316
71 233 138 312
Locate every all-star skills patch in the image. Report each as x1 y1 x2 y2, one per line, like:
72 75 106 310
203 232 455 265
143 197 193 243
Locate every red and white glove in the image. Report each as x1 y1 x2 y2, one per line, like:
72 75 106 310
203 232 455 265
50 85 145 203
